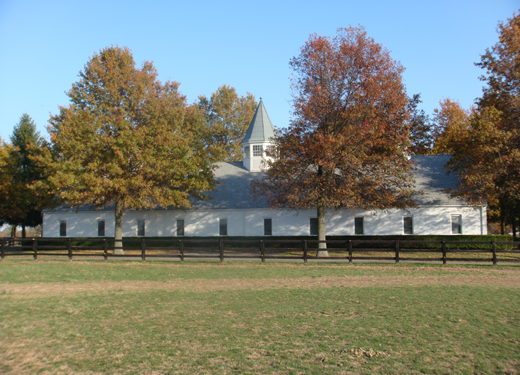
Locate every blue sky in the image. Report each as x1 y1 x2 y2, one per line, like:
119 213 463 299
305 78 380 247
0 0 518 141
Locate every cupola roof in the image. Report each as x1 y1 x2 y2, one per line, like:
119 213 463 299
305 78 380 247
241 99 275 144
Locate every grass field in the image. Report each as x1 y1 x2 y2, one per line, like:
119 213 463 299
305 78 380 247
1 261 519 374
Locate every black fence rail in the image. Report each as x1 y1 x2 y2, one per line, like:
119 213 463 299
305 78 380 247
1 237 519 265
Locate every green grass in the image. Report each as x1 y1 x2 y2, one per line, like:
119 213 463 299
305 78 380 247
0 260 514 284
0 261 519 374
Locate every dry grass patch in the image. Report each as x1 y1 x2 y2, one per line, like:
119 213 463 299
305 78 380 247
0 262 519 374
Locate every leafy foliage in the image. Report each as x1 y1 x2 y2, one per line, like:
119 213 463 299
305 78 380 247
432 98 471 154
36 46 216 243
252 27 416 250
446 12 520 238
0 115 52 237
407 94 434 155
198 85 257 162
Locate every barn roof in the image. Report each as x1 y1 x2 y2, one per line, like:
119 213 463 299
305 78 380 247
48 154 467 212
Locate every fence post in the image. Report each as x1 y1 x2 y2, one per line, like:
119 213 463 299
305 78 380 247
348 240 353 264
33 238 37 260
260 240 265 263
395 240 400 264
68 238 72 260
141 238 146 261
219 239 224 262
179 240 184 262
303 240 308 263
103 239 108 261
1 238 5 260
492 241 497 266
442 241 446 265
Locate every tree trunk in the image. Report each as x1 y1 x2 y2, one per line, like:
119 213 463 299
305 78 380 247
10 225 16 238
22 220 26 239
114 199 124 254
316 204 328 257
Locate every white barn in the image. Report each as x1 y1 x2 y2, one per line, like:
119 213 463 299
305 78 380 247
42 100 487 238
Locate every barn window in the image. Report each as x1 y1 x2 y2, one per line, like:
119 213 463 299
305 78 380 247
253 145 263 157
310 218 318 236
264 218 272 236
452 215 462 234
137 220 145 236
98 220 105 237
244 146 250 158
59 221 67 237
403 217 413 235
355 217 364 235
219 218 228 236
177 219 185 236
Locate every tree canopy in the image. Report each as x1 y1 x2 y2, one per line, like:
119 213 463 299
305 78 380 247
37 46 215 250
251 27 416 255
407 94 434 155
446 12 520 238
431 98 471 155
198 85 257 162
0 114 51 237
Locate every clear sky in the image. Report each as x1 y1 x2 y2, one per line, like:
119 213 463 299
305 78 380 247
0 0 518 141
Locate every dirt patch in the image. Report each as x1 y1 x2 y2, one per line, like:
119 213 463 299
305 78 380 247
1 272 519 299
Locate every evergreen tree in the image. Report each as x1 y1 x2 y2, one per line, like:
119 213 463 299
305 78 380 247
0 114 47 237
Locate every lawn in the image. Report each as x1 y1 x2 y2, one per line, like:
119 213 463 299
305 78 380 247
0 261 519 374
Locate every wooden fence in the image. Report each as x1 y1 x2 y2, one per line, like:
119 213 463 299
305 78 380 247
1 237 519 265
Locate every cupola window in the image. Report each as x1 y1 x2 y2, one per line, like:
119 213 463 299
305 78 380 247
253 145 263 157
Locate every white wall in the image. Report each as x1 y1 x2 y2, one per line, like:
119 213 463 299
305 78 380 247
43 205 486 238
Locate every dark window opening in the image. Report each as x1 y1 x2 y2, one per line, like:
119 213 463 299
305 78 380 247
264 218 272 236
219 218 227 236
404 217 413 235
98 220 105 237
355 217 364 235
137 220 145 236
177 219 185 236
310 218 318 236
59 221 66 237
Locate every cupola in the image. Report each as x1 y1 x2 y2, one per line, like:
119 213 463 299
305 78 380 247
241 98 275 172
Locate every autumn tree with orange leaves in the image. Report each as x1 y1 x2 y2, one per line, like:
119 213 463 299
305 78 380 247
431 98 471 155
447 12 520 239
251 27 416 255
37 47 215 252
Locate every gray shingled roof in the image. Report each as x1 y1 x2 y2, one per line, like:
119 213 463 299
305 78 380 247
240 99 275 144
48 155 466 212
410 154 465 205
191 162 268 209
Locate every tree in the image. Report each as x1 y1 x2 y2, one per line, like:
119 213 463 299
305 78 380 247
407 94 434 155
198 85 257 161
446 12 520 239
0 115 50 238
37 46 215 252
0 138 12 228
431 98 471 154
251 27 416 256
